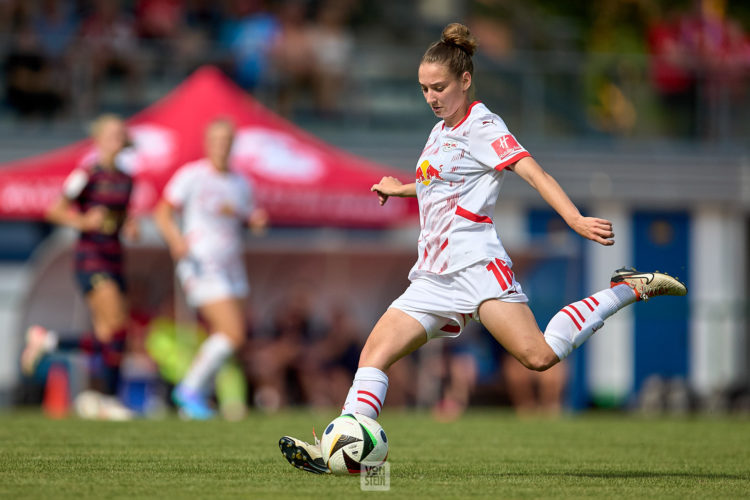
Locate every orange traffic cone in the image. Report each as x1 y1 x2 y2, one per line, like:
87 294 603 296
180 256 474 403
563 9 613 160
43 363 70 419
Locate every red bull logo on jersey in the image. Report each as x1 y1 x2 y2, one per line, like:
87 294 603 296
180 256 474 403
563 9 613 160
416 160 444 186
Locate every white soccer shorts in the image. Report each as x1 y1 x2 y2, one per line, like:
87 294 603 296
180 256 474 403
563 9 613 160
176 255 249 307
390 256 528 339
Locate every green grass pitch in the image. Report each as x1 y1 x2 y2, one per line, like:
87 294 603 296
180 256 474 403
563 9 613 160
1 410 748 499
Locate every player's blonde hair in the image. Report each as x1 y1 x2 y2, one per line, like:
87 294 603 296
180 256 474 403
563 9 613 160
206 117 236 137
89 113 125 139
421 23 478 80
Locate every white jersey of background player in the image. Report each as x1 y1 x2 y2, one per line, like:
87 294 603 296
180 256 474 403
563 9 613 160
165 157 254 305
279 22 686 474
155 118 267 420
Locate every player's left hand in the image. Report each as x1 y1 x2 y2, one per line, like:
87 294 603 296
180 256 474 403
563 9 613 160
571 216 614 246
249 208 269 236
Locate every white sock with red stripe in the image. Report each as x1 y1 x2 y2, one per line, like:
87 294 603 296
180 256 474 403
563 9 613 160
543 284 636 360
341 367 388 419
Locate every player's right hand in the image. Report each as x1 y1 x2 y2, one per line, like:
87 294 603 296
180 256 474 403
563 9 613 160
79 206 108 232
371 176 404 206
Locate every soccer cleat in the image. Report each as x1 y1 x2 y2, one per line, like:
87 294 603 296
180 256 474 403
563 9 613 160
21 325 54 375
279 434 330 474
610 267 687 302
172 385 216 420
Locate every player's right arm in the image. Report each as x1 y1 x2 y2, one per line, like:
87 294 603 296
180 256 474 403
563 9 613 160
371 176 417 206
153 199 189 260
154 166 193 260
46 168 106 232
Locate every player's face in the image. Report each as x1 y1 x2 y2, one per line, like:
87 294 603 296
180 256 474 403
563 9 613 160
206 123 235 169
95 119 128 158
418 62 471 126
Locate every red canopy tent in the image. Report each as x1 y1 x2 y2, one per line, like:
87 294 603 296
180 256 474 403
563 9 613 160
0 66 417 227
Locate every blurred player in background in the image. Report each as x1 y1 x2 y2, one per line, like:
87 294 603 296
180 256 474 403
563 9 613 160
21 113 137 419
154 118 268 420
280 22 688 473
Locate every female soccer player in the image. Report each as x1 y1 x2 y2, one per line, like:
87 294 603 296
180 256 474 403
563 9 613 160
154 118 268 420
280 23 687 473
22 114 137 417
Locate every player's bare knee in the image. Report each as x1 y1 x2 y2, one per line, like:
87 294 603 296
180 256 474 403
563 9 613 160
221 327 245 348
93 323 115 343
518 351 557 372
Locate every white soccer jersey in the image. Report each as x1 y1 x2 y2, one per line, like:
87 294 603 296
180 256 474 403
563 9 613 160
410 101 530 278
164 158 255 265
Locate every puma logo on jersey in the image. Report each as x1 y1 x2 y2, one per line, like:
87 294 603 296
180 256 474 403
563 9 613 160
416 160 444 186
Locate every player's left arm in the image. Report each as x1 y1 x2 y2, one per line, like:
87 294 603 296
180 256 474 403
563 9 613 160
510 156 614 246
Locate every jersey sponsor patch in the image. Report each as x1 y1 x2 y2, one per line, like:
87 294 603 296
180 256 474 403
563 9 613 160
491 135 523 160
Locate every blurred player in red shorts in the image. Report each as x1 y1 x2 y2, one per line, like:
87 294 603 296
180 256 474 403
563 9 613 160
22 114 138 419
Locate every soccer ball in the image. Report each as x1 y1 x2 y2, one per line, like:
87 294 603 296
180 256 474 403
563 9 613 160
320 413 389 475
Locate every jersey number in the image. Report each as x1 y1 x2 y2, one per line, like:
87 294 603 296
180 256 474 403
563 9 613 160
486 258 514 291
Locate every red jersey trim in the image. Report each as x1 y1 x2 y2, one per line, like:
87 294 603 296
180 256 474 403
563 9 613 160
456 205 492 224
442 101 481 131
494 151 531 171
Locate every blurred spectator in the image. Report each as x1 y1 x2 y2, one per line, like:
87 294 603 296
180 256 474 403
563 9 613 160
308 0 355 116
647 7 697 137
0 0 34 35
301 305 362 408
502 354 568 417
3 22 65 118
246 284 319 411
647 0 750 139
269 0 316 117
33 0 79 62
220 0 280 92
680 0 750 138
136 0 184 40
431 341 478 422
76 0 143 113
135 0 211 76
586 0 654 136
185 0 225 40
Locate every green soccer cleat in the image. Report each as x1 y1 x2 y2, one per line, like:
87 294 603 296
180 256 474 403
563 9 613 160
610 267 687 302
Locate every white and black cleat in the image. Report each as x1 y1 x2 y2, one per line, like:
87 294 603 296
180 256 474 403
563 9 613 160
279 436 330 474
610 267 687 302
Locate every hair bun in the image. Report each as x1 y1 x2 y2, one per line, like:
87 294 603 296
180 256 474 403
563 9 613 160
441 23 477 57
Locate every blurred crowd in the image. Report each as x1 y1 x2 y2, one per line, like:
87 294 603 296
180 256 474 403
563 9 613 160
0 0 358 118
1 0 749 140
587 0 750 138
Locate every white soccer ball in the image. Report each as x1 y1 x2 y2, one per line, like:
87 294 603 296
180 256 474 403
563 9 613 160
320 413 389 475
